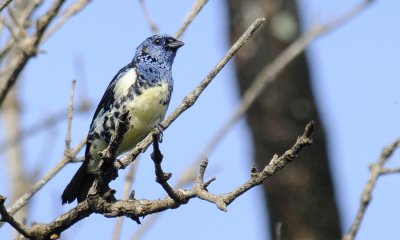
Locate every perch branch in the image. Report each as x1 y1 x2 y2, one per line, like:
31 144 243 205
0 122 313 239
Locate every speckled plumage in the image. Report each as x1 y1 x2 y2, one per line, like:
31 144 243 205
61 34 183 204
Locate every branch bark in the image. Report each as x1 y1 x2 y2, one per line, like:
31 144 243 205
0 122 314 240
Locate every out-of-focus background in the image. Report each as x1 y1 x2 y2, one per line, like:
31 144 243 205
0 0 399 239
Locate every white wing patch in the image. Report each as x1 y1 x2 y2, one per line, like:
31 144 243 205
114 68 137 98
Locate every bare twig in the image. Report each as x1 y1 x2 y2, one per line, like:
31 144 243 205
8 7 28 39
197 0 374 161
342 138 400 240
139 0 159 34
116 17 266 170
19 0 44 24
0 196 30 239
379 167 400 175
0 0 43 63
64 80 76 155
175 0 209 39
191 121 314 211
0 0 12 13
42 0 92 42
1 17 20 42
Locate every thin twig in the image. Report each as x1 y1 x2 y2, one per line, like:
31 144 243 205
42 0 92 42
116 17 266 170
342 138 400 240
64 80 76 155
379 167 400 175
139 0 159 34
175 0 209 39
1 17 19 42
0 0 12 13
8 7 28 39
197 0 374 161
0 0 43 64
193 121 314 211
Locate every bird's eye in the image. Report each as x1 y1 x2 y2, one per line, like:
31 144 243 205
154 39 162 45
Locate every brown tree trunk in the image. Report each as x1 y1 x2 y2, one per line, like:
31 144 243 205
226 1 342 239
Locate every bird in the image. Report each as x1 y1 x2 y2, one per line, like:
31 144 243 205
61 34 184 204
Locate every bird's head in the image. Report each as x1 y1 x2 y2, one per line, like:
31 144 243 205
134 34 184 67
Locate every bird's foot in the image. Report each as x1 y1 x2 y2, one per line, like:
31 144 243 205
153 123 164 143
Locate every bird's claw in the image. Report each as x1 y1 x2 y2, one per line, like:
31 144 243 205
153 123 164 143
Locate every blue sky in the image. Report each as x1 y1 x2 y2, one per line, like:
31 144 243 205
1 0 399 239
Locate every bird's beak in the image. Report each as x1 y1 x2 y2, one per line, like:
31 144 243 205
166 39 184 49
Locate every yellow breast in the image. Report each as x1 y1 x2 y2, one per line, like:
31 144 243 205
117 83 170 153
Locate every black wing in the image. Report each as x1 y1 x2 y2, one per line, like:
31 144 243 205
85 62 135 158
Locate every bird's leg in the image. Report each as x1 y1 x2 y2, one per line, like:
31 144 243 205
150 131 163 164
153 123 165 143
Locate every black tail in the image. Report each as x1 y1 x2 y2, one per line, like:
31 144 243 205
61 161 95 204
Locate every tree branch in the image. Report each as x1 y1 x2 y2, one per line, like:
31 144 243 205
0 121 314 239
0 196 31 239
0 0 12 13
42 0 92 42
64 80 76 155
342 138 400 240
175 0 209 39
139 0 159 34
